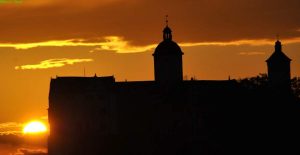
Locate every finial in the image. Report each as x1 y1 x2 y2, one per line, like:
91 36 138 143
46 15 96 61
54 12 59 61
163 15 172 41
275 35 282 52
165 15 168 26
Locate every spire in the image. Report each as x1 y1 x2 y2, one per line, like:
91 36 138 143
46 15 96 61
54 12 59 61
163 15 172 41
275 39 282 52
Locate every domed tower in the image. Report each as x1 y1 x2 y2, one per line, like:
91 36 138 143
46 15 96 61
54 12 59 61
153 19 184 84
266 40 291 90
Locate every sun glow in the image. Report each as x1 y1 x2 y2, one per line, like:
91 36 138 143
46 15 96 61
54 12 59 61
23 121 47 134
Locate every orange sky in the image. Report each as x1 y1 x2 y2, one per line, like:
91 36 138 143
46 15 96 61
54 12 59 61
0 1 300 153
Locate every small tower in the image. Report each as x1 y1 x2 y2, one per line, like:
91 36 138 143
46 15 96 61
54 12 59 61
153 17 184 84
266 40 291 90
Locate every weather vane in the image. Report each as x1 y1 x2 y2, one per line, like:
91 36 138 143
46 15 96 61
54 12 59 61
165 15 169 26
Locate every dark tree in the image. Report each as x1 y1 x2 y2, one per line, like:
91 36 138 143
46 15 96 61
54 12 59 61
237 73 300 99
237 73 268 89
291 77 300 98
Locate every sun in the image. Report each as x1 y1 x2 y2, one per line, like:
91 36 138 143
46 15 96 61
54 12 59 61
23 121 47 134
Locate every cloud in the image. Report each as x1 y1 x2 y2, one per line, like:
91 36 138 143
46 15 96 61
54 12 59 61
22 0 121 7
238 52 265 56
0 135 24 146
0 0 23 4
1 36 300 54
0 0 300 45
0 122 23 135
0 145 47 155
180 39 274 47
88 37 156 53
0 36 156 53
15 148 47 155
15 58 93 70
0 0 121 8
0 38 106 50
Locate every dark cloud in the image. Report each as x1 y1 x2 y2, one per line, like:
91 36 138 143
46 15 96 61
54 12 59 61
0 134 47 155
0 134 24 145
17 148 47 155
0 0 299 45
1 0 300 45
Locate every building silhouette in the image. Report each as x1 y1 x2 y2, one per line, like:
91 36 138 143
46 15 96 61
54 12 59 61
48 23 300 155
153 24 183 84
266 40 291 90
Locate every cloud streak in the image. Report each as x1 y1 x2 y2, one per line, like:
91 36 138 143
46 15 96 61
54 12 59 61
0 0 300 45
15 148 47 155
15 58 93 70
180 37 300 47
0 36 156 53
1 36 300 54
0 122 23 135
238 52 265 56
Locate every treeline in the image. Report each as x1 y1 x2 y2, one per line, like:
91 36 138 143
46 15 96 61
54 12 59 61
236 73 300 98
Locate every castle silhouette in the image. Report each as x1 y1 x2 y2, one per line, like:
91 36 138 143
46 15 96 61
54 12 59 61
48 23 300 155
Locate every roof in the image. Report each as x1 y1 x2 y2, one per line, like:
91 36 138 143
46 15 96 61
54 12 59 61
266 40 291 63
52 76 115 81
153 40 183 56
266 50 291 63
50 76 115 93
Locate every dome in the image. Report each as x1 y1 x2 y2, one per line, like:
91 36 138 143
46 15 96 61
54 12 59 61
153 40 183 56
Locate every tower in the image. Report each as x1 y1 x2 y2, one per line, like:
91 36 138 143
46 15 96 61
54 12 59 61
153 17 183 84
266 40 291 90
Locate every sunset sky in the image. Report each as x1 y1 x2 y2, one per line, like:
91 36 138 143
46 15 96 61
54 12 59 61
0 0 300 154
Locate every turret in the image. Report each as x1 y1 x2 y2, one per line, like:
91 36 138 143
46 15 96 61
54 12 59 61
153 17 183 84
266 40 291 90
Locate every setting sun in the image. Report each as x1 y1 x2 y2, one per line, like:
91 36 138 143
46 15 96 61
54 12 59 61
23 121 47 134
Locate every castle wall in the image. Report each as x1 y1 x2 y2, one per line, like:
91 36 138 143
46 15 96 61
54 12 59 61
48 78 300 155
48 76 117 155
